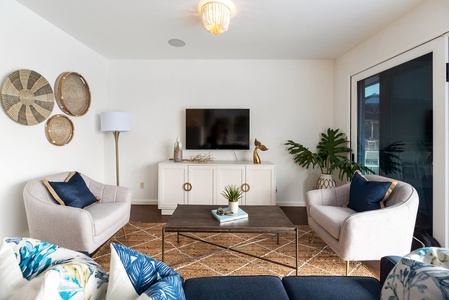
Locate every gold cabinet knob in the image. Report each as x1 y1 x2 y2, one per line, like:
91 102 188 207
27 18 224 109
241 183 250 192
183 182 192 191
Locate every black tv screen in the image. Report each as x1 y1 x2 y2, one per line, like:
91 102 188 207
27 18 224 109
186 109 250 150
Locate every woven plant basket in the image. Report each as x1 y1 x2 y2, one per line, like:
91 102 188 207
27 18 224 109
54 72 91 116
1 69 54 125
45 114 74 146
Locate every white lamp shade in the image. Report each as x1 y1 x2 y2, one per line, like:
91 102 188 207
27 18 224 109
101 111 131 132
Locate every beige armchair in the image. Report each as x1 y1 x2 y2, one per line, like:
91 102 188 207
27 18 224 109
23 172 131 254
306 174 419 275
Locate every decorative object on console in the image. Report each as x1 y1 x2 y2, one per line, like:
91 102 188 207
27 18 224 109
45 114 74 146
1 69 54 125
173 137 183 162
285 128 373 188
54 72 91 116
253 138 268 164
221 184 243 213
200 1 232 35
101 111 131 186
187 153 214 163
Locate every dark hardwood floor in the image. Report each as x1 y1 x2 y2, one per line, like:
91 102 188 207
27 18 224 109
130 205 379 277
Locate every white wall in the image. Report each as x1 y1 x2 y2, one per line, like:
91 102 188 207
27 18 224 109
0 1 109 239
334 0 449 246
108 59 334 207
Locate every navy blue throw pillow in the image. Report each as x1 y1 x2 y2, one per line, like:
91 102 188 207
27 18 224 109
43 172 99 208
348 171 396 212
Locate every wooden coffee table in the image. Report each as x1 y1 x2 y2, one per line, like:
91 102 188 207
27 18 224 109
162 204 298 275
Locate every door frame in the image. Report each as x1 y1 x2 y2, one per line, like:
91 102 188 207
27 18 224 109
349 35 449 247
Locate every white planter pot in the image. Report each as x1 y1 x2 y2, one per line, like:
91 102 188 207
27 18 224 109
228 201 239 213
316 174 336 189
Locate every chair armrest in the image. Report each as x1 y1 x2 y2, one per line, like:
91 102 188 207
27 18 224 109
23 191 95 242
380 256 401 285
339 203 417 259
305 183 350 215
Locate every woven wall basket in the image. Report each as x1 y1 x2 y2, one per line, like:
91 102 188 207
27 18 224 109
45 114 74 146
54 72 91 116
1 69 54 125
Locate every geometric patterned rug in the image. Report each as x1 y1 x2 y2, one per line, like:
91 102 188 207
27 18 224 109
92 222 377 280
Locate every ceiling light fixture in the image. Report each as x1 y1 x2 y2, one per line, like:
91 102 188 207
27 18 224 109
201 1 231 35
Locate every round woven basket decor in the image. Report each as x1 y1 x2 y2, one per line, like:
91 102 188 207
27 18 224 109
1 69 54 125
54 72 91 116
45 114 74 146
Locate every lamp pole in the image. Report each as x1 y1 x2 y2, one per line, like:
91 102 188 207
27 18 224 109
113 131 121 186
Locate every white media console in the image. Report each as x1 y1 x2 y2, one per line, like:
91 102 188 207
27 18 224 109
158 160 276 215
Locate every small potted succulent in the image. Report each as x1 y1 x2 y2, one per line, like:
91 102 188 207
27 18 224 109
221 184 243 213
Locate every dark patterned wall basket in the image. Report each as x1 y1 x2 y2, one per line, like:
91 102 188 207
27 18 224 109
45 114 74 146
54 72 91 116
1 69 54 125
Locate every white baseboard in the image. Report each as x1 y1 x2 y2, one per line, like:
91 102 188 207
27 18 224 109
276 200 306 207
131 198 158 205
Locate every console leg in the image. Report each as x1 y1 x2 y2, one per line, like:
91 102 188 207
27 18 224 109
346 261 350 276
122 227 127 239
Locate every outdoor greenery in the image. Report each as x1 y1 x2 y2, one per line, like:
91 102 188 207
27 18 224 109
221 185 243 202
285 128 373 181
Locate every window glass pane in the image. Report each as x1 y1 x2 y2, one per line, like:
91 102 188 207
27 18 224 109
357 53 433 234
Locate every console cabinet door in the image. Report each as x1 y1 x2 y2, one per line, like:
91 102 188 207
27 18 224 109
158 164 188 214
244 165 276 205
216 165 245 205
187 165 216 205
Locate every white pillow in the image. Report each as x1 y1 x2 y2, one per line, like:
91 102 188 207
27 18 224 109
381 247 449 299
0 237 108 300
0 239 28 299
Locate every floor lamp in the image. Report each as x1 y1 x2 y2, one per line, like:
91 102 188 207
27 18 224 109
101 111 130 186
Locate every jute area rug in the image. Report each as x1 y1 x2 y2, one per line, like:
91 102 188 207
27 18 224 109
92 222 377 280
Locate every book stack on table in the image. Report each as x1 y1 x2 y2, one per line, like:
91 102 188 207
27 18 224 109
211 207 248 223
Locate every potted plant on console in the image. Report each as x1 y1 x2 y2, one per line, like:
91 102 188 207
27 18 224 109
221 185 243 213
285 128 372 188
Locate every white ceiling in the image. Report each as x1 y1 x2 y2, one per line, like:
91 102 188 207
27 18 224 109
16 0 425 60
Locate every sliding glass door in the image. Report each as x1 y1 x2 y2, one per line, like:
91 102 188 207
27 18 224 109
356 53 433 233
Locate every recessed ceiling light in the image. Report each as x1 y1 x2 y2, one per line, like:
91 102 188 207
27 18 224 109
168 39 186 47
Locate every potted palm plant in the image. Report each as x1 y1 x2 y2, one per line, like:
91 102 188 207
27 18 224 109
221 184 243 213
285 128 372 188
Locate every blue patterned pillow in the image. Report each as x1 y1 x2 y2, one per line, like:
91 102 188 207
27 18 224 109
348 171 396 212
107 243 185 300
381 247 449 299
43 171 99 208
0 237 108 299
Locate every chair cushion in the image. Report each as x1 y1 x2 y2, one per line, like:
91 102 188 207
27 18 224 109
86 202 129 236
382 247 449 299
282 276 381 300
43 171 99 208
0 237 108 300
184 276 289 300
106 243 185 300
309 206 355 239
347 171 396 212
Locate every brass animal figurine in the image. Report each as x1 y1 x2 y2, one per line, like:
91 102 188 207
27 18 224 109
253 139 268 164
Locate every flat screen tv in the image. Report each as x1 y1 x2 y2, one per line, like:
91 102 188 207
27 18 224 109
186 108 250 150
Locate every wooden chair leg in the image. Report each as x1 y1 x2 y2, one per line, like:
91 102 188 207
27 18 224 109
346 261 350 276
122 226 127 239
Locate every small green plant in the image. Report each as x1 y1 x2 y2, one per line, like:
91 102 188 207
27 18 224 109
221 185 243 202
